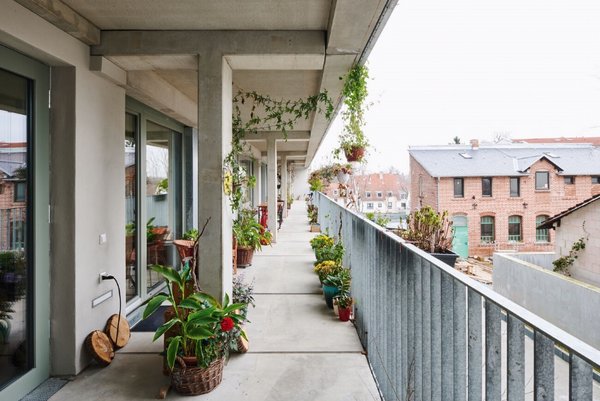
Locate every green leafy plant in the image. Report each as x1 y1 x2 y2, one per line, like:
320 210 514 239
233 208 271 251
335 64 370 162
365 212 391 228
307 204 319 225
182 229 199 241
335 293 354 309
313 260 343 283
143 263 245 370
400 206 453 253
323 268 351 296
553 237 587 276
308 176 324 192
310 233 335 251
156 178 168 194
315 242 344 265
224 90 334 212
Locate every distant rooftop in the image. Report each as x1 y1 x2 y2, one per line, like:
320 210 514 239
409 143 600 177
515 136 600 147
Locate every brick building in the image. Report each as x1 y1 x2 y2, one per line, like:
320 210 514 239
324 172 410 215
409 141 600 257
0 142 27 250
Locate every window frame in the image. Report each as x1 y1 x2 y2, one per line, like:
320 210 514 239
510 177 520 197
535 171 550 190
508 215 522 242
536 215 550 243
592 176 600 185
14 181 26 202
387 201 393 209
387 191 393 197
480 216 495 243
376 191 383 198
481 177 492 197
453 177 464 198
366 202 373 209
365 191 371 198
564 176 575 185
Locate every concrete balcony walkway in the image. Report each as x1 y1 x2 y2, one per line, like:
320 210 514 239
47 202 380 401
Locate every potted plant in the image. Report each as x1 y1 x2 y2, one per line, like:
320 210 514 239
233 208 272 267
322 268 351 309
143 264 245 395
399 206 459 267
310 233 334 253
313 260 343 284
231 275 255 353
335 64 370 163
335 294 353 322
332 163 353 184
307 204 320 232
286 192 294 210
314 241 344 265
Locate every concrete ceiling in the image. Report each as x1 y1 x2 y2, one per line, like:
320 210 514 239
18 0 398 166
61 0 333 30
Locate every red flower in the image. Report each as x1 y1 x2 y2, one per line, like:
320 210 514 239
220 317 234 332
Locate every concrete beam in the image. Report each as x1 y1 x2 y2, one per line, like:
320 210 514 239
89 56 127 87
92 30 325 57
225 54 324 70
261 151 306 159
13 0 100 45
126 70 197 127
244 131 310 142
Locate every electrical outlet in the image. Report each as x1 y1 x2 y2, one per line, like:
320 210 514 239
99 272 108 283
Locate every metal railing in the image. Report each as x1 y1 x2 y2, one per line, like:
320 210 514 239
315 192 600 401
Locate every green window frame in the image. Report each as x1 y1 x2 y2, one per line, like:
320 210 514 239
508 215 522 242
536 215 550 243
480 216 494 243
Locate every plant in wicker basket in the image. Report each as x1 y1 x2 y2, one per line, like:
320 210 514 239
143 264 245 395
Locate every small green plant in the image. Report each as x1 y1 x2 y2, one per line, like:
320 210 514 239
335 293 353 309
313 260 343 282
315 242 344 265
156 178 168 194
182 228 199 241
323 268 351 296
400 206 452 253
310 234 334 251
365 212 390 228
553 237 586 276
308 176 324 192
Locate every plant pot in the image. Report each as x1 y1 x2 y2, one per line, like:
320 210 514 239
344 146 365 162
338 306 352 322
431 251 460 267
310 224 321 233
322 285 340 309
337 171 351 184
171 356 224 395
236 246 254 267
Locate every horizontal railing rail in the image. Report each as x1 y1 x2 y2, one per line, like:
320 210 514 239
315 192 600 401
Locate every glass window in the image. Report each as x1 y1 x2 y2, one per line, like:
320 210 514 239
508 215 522 242
535 171 549 190
387 191 393 197
454 178 464 198
564 176 575 185
536 215 550 242
376 192 382 198
510 177 520 197
366 191 371 198
377 202 383 208
401 202 406 208
13 181 26 202
124 113 138 302
387 202 392 208
482 177 492 197
480 216 495 243
366 202 373 209
592 176 600 185
0 67 32 387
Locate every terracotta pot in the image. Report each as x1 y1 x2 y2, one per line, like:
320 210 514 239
338 307 352 322
236 246 254 267
344 146 365 162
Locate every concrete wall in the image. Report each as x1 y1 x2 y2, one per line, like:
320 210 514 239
493 253 600 350
1 0 126 375
495 252 555 270
292 166 310 199
554 200 600 287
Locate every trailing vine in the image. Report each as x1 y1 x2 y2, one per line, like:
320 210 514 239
224 90 334 212
553 236 587 276
335 64 371 161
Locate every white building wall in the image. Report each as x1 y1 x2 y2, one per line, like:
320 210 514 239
554 200 600 287
1 0 126 375
292 166 310 200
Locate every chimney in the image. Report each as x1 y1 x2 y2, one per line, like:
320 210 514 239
470 139 479 150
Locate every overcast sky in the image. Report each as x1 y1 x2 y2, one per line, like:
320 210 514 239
313 0 600 173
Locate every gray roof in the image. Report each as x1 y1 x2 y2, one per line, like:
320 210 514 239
409 144 600 177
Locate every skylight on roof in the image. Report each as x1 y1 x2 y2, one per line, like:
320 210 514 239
459 153 472 159
544 152 559 158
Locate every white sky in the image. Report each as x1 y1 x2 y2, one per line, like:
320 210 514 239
313 0 600 173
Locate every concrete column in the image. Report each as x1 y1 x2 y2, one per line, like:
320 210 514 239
267 137 278 242
281 154 289 217
252 158 261 207
197 52 233 302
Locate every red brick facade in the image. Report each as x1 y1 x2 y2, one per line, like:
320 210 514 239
410 156 600 257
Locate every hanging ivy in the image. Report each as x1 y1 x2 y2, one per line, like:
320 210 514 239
335 64 370 161
224 90 334 212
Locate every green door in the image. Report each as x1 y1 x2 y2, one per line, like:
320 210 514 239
452 216 469 258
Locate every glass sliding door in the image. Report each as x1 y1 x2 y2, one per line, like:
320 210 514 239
124 98 190 315
0 45 49 400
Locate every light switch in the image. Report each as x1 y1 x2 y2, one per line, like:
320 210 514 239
99 233 107 245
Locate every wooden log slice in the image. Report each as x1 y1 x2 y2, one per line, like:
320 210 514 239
85 330 114 366
104 314 130 349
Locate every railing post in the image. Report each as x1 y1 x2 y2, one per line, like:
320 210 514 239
468 289 483 401
453 280 467 401
507 314 525 401
441 272 454 400
534 331 554 401
569 354 593 401
485 301 502 401
430 265 442 401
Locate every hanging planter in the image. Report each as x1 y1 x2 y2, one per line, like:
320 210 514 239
344 146 365 163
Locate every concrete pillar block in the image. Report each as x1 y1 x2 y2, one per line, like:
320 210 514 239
267 137 278 243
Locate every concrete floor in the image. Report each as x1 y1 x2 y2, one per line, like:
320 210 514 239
48 203 380 400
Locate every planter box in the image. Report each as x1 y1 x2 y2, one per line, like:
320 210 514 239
431 251 459 267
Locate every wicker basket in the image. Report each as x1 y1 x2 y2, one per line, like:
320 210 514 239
171 356 224 395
